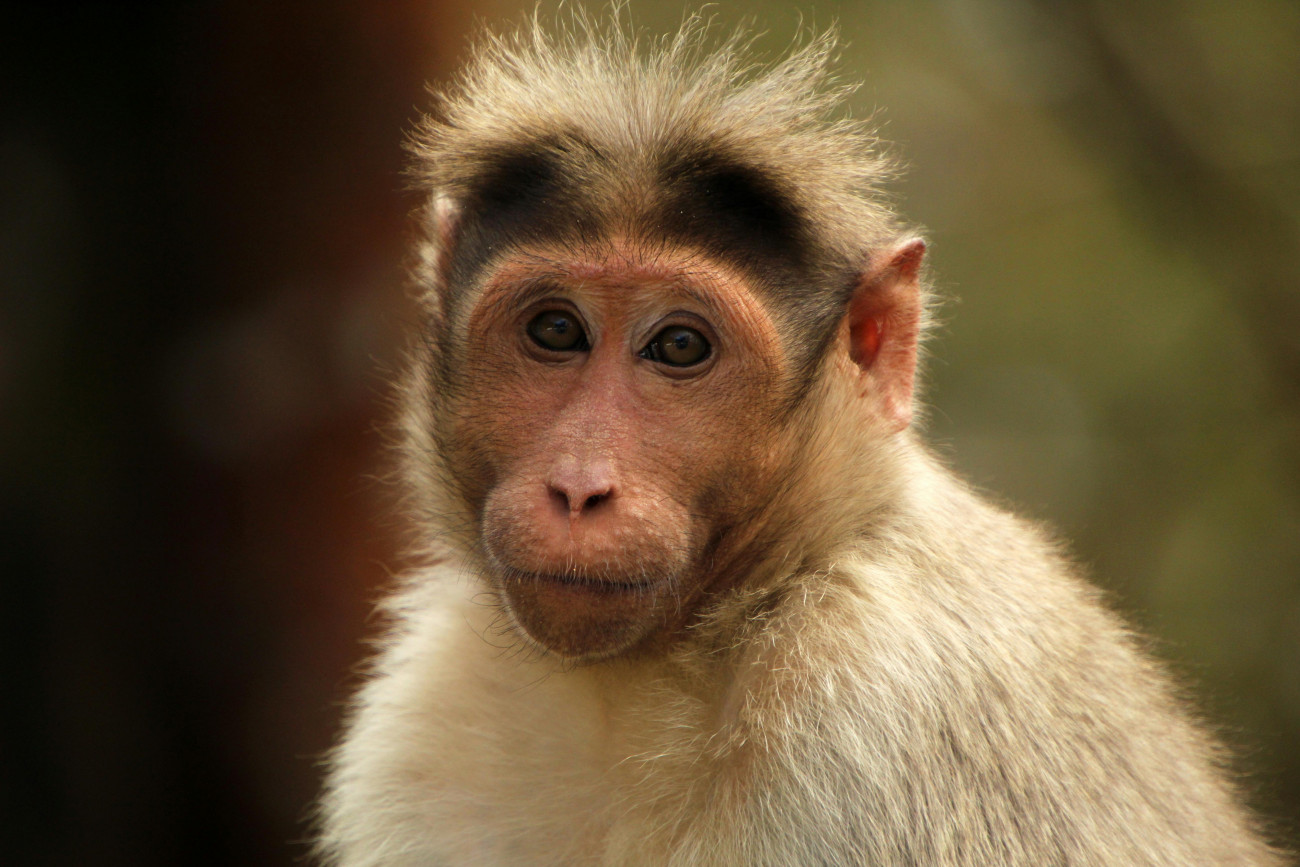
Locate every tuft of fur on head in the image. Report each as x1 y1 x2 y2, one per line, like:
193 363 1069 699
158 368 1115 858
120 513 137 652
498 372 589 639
408 12 901 260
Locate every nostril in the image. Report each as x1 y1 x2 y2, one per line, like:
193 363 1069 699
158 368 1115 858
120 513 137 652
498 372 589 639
547 484 613 518
546 455 617 518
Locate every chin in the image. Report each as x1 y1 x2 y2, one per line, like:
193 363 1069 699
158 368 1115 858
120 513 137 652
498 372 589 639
492 565 674 661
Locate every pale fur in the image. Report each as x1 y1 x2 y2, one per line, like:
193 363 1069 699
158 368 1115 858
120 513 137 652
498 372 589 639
319 14 1285 867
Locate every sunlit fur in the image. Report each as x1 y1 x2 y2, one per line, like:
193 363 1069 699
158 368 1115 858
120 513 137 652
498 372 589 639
318 14 1285 867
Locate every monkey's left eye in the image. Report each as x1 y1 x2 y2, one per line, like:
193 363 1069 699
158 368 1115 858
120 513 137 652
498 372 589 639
640 326 711 367
527 310 590 353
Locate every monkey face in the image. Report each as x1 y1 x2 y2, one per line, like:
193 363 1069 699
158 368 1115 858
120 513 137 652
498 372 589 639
442 242 793 660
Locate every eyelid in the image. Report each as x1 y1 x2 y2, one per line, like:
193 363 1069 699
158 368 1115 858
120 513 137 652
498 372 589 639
519 297 589 331
504 276 571 309
639 310 717 346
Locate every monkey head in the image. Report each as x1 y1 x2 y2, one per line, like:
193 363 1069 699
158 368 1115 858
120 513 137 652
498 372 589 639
400 36 926 662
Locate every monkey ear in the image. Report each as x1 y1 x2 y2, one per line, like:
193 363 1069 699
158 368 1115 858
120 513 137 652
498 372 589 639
429 194 462 287
844 238 926 432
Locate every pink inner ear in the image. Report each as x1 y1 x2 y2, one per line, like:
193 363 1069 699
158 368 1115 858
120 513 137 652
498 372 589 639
851 316 882 368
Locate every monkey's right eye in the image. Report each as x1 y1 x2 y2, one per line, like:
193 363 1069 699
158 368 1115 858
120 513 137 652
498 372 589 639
526 310 590 353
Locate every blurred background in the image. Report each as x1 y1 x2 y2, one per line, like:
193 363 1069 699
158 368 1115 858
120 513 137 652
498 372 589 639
3 1 1297 864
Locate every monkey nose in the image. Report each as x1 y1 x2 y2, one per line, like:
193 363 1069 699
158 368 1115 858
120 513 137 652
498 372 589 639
546 455 617 520
548 485 613 518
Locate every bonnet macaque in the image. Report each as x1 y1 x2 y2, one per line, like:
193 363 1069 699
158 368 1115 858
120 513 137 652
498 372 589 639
319 16 1285 867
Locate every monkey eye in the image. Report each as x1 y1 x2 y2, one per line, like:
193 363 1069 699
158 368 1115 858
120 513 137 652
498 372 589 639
640 325 711 367
527 310 590 353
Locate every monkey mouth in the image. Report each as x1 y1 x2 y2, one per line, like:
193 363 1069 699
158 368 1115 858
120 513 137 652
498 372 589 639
501 568 663 595
491 564 671 659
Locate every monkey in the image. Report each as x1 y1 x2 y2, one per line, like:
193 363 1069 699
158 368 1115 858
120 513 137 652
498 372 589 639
318 15 1287 867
